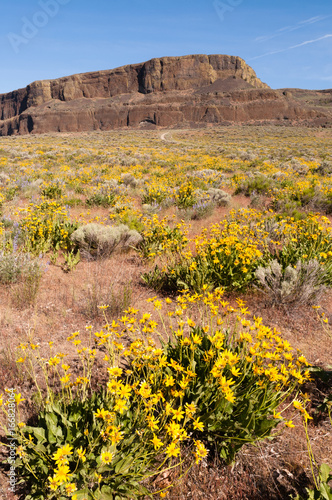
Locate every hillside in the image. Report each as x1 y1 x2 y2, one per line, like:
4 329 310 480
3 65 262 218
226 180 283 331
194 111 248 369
0 54 331 135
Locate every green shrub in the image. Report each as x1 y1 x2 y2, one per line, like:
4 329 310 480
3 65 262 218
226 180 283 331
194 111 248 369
175 182 197 209
272 198 306 221
138 216 188 260
273 216 332 285
86 187 116 208
19 200 79 254
41 183 63 199
235 175 274 197
142 217 267 293
3 290 311 499
141 186 168 205
5 186 19 201
114 212 145 233
63 198 83 208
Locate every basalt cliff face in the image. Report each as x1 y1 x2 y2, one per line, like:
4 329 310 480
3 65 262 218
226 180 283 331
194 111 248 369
0 54 330 135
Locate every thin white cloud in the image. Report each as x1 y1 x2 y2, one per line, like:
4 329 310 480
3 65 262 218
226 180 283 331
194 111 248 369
298 16 324 25
254 15 329 43
276 26 292 33
249 34 332 61
290 34 332 49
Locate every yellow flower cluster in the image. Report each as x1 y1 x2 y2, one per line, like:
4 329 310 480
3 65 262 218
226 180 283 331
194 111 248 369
17 198 72 252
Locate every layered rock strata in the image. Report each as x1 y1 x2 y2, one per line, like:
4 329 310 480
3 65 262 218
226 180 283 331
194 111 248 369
0 54 330 135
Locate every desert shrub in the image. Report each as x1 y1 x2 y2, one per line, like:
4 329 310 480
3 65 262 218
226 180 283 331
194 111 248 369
272 171 288 180
0 172 10 185
292 161 309 176
0 250 44 308
20 179 43 198
238 150 257 162
255 259 326 305
86 186 117 207
71 223 142 259
104 179 121 191
2 290 311 499
179 199 215 221
0 250 42 284
314 160 332 176
235 175 274 197
206 188 231 207
120 172 138 188
0 216 14 230
272 198 306 220
141 202 161 215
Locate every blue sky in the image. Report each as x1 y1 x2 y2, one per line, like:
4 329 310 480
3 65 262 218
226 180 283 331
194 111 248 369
0 0 331 94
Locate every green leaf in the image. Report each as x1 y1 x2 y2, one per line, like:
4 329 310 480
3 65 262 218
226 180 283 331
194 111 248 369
319 482 332 500
74 488 94 500
114 455 134 474
44 413 63 444
33 443 47 454
26 426 46 444
219 447 228 460
320 464 332 483
99 485 115 499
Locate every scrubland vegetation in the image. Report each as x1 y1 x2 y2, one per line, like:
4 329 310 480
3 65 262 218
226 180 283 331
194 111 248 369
0 127 331 499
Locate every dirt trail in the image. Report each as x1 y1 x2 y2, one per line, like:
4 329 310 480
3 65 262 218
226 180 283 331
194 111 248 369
160 131 174 142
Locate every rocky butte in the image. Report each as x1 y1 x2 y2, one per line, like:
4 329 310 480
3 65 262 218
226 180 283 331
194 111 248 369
0 54 331 135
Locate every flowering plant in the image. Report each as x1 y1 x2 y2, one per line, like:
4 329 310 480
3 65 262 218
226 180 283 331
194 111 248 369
1 289 311 499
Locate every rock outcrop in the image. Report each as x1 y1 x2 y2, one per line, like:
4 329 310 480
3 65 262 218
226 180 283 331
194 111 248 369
0 54 330 135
